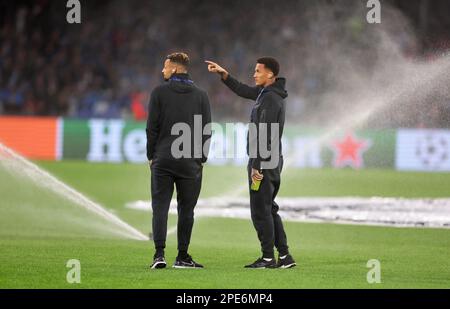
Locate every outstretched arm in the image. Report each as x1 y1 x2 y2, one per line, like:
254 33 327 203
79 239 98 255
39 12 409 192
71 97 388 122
205 60 261 100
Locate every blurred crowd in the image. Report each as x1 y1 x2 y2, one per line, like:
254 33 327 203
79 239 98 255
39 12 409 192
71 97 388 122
0 0 449 127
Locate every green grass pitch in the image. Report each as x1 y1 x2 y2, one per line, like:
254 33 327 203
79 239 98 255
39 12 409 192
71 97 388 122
0 161 449 288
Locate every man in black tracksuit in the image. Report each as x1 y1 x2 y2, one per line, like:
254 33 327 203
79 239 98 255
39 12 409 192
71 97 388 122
206 57 296 269
147 53 211 269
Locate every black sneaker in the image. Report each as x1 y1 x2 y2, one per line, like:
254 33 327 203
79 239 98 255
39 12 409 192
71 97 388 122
277 254 296 269
150 256 167 269
244 257 277 269
173 255 204 268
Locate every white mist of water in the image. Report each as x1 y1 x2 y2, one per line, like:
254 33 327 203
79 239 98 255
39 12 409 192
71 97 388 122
223 55 450 198
0 142 148 241
219 2 450 198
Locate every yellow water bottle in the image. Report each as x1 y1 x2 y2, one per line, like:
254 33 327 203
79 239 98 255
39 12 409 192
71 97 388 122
250 169 263 191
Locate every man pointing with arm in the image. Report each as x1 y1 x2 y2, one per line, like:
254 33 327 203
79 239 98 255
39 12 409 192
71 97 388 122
206 58 296 269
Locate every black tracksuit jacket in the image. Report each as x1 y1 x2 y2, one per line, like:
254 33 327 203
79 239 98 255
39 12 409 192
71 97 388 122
146 73 212 164
222 75 287 170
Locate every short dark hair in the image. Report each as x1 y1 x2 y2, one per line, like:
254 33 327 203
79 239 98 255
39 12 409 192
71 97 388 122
167 52 190 67
257 57 280 76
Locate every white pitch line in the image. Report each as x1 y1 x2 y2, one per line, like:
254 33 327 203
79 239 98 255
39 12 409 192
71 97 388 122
126 197 450 229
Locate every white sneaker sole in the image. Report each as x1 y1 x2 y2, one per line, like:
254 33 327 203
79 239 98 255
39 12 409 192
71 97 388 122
279 263 296 269
151 261 167 269
172 265 202 269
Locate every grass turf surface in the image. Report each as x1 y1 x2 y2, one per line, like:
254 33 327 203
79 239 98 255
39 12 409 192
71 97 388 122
0 160 450 288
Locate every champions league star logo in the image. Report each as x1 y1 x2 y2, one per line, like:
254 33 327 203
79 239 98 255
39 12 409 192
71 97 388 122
330 133 372 169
